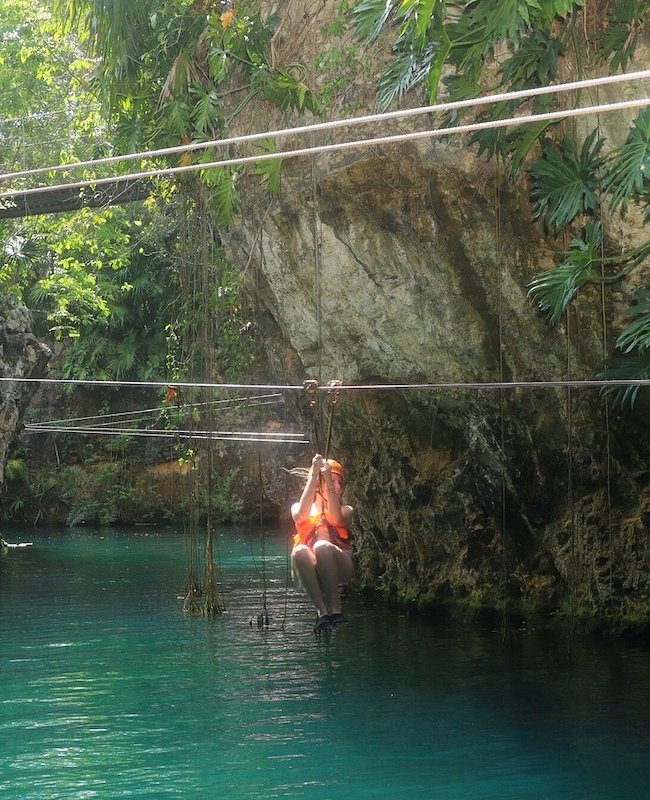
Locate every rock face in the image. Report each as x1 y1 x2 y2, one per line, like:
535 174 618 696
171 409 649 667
0 302 51 486
220 5 650 629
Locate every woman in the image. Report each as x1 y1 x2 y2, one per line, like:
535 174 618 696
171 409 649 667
291 453 354 631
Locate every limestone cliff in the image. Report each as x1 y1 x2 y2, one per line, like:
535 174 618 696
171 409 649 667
221 2 650 629
0 302 51 487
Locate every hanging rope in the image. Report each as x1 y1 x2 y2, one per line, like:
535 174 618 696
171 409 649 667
594 85 614 620
494 159 510 641
323 380 342 460
252 216 270 629
303 378 321 451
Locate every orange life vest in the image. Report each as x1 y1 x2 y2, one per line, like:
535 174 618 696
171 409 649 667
293 510 350 550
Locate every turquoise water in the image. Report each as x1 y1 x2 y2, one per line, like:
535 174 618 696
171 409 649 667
1 528 649 799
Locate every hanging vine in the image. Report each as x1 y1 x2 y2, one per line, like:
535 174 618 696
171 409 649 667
350 0 650 403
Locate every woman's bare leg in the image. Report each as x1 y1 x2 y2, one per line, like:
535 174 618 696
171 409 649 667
313 541 353 615
291 544 329 617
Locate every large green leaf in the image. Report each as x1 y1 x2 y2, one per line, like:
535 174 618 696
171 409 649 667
202 167 240 227
530 129 605 234
603 108 650 213
464 0 542 46
190 85 222 137
528 221 601 325
594 0 650 73
352 0 397 43
252 139 282 197
600 351 650 408
499 28 563 88
616 288 650 355
536 0 583 20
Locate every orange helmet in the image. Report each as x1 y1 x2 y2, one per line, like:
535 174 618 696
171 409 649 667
327 459 344 479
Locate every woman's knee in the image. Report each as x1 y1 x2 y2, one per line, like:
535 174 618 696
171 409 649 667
291 544 314 568
312 540 337 560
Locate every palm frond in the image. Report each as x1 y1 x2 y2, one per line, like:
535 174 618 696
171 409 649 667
600 351 650 409
602 107 650 213
528 221 601 325
4 235 38 262
616 288 650 355
377 38 438 110
466 0 541 46
353 0 397 43
106 333 137 380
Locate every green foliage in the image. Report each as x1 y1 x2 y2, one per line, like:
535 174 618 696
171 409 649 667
594 0 650 73
202 167 240 228
602 108 650 213
499 28 564 88
1 198 180 384
56 1 317 147
252 139 283 196
261 68 320 114
184 467 241 525
0 0 102 171
5 458 28 483
463 0 547 45
528 221 601 325
352 0 397 43
530 130 605 235
616 288 650 356
601 352 650 408
353 0 450 107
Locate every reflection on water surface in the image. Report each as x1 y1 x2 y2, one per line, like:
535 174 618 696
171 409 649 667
1 527 649 799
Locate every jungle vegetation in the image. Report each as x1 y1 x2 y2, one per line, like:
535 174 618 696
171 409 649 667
351 0 650 405
0 0 648 523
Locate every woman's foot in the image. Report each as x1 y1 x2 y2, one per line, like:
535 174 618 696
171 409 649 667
329 612 347 625
314 614 331 632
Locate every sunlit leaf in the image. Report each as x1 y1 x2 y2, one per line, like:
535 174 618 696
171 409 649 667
528 221 601 325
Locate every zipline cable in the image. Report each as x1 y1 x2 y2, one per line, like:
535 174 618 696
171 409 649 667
22 425 309 444
26 395 284 428
1 96 648 202
2 69 649 184
6 376 650 391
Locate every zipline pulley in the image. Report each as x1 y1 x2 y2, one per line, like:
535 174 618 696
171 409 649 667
324 380 342 460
